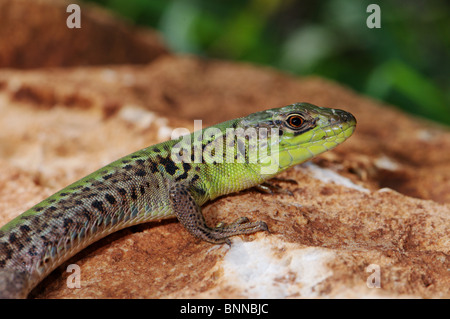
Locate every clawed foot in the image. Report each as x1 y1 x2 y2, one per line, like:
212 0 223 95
254 177 297 196
214 217 268 245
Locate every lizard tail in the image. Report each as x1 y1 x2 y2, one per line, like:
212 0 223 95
0 269 30 299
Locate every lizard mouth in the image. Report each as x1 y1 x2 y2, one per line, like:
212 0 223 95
277 122 356 169
257 115 356 174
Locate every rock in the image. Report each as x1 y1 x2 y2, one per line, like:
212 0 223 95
0 0 448 299
0 0 168 68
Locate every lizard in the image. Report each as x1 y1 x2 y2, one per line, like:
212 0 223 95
0 102 356 298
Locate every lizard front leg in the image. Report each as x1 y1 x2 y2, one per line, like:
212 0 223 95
168 183 268 245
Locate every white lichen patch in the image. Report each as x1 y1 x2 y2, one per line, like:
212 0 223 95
374 155 399 171
118 105 157 130
220 236 335 298
300 162 369 193
118 105 175 140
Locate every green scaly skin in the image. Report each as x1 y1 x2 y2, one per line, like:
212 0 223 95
0 103 356 298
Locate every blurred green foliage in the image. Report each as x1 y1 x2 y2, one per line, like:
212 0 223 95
85 0 450 126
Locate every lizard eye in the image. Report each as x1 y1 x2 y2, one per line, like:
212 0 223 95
286 114 304 129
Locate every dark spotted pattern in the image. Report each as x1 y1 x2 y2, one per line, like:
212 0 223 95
105 194 116 205
156 155 178 176
0 140 207 295
0 103 356 298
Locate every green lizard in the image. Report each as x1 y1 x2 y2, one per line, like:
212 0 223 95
0 102 356 298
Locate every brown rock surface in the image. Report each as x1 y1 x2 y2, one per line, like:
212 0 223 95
0 0 449 299
0 0 168 68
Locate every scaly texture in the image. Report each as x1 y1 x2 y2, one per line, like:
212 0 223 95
0 103 356 298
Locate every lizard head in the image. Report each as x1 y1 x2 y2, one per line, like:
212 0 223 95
237 102 357 175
